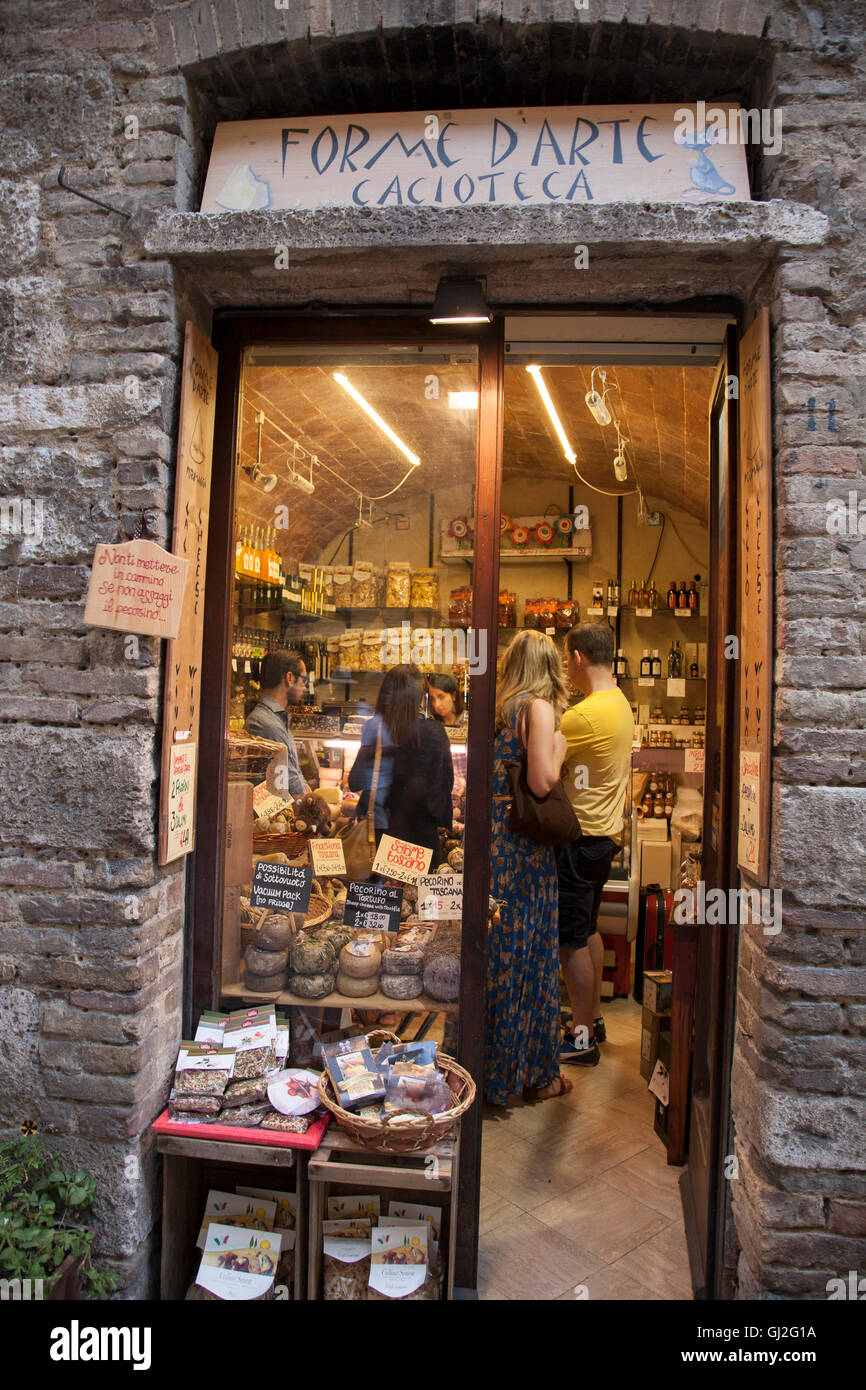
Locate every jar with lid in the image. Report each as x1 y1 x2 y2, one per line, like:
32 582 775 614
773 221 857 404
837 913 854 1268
498 590 517 627
410 568 439 609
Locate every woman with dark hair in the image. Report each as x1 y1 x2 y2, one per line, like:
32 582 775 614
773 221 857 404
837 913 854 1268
348 664 453 853
425 672 468 728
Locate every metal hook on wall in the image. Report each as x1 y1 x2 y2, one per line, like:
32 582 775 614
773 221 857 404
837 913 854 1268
58 166 131 219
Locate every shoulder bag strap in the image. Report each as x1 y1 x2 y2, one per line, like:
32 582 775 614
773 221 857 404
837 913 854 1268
365 727 383 846
517 698 536 756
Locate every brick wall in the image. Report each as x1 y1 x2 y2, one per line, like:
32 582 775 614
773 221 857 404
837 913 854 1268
1 0 864 1296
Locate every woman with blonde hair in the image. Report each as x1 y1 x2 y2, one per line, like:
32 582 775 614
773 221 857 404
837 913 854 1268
485 630 573 1104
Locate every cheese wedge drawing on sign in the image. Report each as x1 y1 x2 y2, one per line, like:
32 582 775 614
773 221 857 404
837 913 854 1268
214 164 272 211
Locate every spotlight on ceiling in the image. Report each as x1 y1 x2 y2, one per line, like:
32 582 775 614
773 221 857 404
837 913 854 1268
585 367 612 426
613 451 629 483
429 278 492 325
242 461 278 493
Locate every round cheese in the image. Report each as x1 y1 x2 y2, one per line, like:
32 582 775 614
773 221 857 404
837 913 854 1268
381 973 423 1000
245 944 289 975
424 954 460 1001
335 969 380 998
338 941 382 978
382 946 424 975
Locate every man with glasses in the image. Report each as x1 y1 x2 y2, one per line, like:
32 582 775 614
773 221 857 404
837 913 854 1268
245 649 310 797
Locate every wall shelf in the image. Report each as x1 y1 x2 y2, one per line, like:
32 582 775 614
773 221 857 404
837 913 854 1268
440 548 590 565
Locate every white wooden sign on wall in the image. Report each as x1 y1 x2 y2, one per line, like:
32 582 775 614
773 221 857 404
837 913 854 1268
201 104 751 214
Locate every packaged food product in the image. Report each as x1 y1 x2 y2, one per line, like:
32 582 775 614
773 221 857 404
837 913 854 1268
498 590 517 627
448 586 472 626
367 1223 435 1301
410 568 439 608
168 1095 223 1116
322 1220 372 1300
259 1113 311 1133
338 630 361 669
556 599 578 628
332 566 353 607
195 1222 282 1299
173 1044 235 1097
360 629 383 672
321 1037 386 1110
217 1103 271 1126
351 561 378 608
223 1008 278 1079
266 1067 321 1115
222 1077 270 1107
197 1190 277 1246
385 562 411 607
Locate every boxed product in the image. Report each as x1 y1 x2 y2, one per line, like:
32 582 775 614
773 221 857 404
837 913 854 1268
643 969 673 1014
640 1006 671 1082
321 1037 386 1111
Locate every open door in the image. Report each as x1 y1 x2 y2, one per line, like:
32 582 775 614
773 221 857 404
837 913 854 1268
680 323 739 1298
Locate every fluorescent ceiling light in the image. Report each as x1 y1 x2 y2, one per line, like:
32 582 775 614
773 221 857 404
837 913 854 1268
448 391 479 409
333 372 421 467
525 365 576 465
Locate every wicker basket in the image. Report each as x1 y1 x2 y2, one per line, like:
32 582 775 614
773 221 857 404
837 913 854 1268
227 731 289 786
317 1030 476 1154
253 832 311 859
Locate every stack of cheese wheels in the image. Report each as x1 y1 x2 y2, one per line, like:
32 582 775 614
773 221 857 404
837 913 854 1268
336 939 382 998
287 934 337 999
380 940 425 1000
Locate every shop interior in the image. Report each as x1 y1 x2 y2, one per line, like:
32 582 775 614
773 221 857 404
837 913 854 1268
210 318 722 1297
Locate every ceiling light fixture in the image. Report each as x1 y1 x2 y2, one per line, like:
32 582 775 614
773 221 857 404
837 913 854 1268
243 411 278 490
525 364 577 465
448 391 479 409
286 436 316 495
429 278 492 324
612 421 630 483
333 372 421 467
585 366 612 426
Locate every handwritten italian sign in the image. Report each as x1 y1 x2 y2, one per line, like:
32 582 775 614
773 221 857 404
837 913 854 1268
738 309 772 880
344 882 403 933
252 783 293 820
165 743 196 862
84 539 188 639
158 322 218 865
310 838 347 877
251 862 313 914
201 104 750 214
737 749 761 874
417 874 464 921
372 834 434 885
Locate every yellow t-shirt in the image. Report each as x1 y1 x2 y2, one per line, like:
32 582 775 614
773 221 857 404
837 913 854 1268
561 688 635 839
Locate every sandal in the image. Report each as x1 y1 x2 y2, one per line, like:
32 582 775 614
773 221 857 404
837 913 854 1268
522 1074 573 1102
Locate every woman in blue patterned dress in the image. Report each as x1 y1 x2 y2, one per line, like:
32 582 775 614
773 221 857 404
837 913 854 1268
485 631 573 1105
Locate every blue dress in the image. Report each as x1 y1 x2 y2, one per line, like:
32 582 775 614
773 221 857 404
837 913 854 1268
484 699 561 1105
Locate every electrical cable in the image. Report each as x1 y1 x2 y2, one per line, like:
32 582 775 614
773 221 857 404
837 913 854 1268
645 514 667 583
667 513 707 568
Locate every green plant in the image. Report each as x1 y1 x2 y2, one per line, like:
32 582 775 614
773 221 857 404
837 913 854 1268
0 1135 118 1298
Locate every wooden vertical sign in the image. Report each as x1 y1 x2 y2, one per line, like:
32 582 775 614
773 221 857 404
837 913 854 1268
737 308 773 881
158 322 218 864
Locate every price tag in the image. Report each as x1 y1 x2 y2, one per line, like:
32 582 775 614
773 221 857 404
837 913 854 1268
252 783 292 819
607 606 618 617
587 606 604 616
675 609 691 618
244 661 252 673
545 627 556 636
309 838 347 876
667 678 686 697
638 677 655 688
344 881 403 932
251 861 313 914
636 608 654 618
684 747 705 774
232 658 237 671
372 833 433 884
417 874 464 921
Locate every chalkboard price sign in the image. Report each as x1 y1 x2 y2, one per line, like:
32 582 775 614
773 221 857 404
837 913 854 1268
251 861 313 914
344 882 403 933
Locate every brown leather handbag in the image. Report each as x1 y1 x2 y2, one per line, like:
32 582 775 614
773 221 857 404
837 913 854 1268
339 729 383 880
505 700 581 848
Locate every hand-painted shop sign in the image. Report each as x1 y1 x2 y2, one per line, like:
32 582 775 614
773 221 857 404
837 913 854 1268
201 104 750 214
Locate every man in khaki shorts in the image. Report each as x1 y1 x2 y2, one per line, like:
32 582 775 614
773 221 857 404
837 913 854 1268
558 622 634 1065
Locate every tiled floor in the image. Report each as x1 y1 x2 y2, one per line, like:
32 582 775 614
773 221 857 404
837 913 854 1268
477 996 694 1301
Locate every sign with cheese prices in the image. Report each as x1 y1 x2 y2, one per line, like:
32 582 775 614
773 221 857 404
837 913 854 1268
372 834 434 885
417 875 464 921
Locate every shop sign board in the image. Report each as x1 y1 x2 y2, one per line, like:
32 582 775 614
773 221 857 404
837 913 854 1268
158 322 218 865
372 834 434 884
309 838 347 877
201 104 750 214
165 743 196 862
251 862 313 914
417 875 464 921
344 882 403 932
738 308 773 881
84 538 188 639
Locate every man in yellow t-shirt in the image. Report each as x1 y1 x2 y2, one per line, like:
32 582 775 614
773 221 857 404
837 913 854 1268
558 622 634 1066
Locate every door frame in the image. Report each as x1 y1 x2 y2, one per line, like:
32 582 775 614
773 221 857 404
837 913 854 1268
188 303 744 1298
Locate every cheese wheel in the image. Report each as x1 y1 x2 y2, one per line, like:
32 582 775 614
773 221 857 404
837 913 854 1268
290 937 336 975
245 968 286 993
258 913 294 950
381 973 422 1000
381 946 424 975
338 942 382 979
335 969 380 998
288 970 335 999
423 953 460 1001
245 944 289 975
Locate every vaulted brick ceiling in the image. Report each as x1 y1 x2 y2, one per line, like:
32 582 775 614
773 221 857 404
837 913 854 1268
236 359 713 561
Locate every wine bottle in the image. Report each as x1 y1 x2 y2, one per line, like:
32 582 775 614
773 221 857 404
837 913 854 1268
640 648 652 678
678 580 688 609
651 648 662 678
667 580 678 609
688 579 699 610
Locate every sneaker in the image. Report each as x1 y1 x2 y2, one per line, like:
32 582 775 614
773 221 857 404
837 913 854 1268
593 1016 607 1045
560 1034 600 1066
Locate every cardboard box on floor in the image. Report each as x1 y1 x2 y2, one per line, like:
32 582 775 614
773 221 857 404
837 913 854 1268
640 1005 671 1081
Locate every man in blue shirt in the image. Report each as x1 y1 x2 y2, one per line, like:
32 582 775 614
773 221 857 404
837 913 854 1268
244 650 309 797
